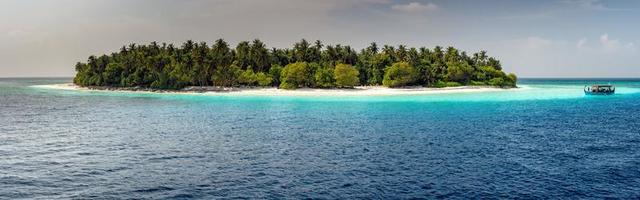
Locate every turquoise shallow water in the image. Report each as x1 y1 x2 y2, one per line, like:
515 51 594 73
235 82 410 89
2 78 640 199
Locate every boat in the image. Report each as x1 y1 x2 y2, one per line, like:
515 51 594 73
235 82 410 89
584 84 615 95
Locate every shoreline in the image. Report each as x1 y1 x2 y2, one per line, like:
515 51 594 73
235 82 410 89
31 83 516 97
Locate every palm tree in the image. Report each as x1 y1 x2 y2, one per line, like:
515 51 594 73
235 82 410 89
235 41 251 69
250 39 269 72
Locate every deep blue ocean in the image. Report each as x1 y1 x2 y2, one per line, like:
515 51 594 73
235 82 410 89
2 78 640 199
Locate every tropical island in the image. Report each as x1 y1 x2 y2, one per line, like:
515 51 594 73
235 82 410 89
72 39 517 92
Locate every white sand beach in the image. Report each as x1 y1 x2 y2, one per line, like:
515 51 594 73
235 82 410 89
32 83 513 97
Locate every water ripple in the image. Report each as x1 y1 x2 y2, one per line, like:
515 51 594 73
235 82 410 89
2 78 640 199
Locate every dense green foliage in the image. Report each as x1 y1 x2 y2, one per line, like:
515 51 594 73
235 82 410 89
334 64 359 88
280 62 313 89
382 62 418 87
74 39 517 89
314 66 335 88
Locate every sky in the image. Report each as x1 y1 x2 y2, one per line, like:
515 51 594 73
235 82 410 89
0 0 639 78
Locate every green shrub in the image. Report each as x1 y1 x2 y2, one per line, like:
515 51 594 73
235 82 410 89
488 77 505 87
432 80 462 88
334 64 359 88
473 72 487 82
432 80 447 88
382 62 418 87
307 62 321 87
280 62 311 89
255 72 273 87
268 65 283 86
314 67 335 88
446 61 473 83
445 81 462 87
103 63 122 86
469 80 486 86
279 82 297 89
238 69 257 86
212 63 241 87
505 73 517 87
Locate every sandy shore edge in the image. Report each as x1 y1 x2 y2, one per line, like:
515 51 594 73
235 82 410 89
31 83 515 97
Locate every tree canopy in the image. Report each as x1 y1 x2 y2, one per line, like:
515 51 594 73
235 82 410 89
382 62 418 88
280 62 312 89
73 39 517 89
334 64 359 88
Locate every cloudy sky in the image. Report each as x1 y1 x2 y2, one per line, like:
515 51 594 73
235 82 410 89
0 0 638 77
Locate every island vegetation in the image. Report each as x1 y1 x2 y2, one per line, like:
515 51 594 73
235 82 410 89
73 39 517 90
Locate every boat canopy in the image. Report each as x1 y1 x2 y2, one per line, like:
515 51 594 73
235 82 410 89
591 84 613 88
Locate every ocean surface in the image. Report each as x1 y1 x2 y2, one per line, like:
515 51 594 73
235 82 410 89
2 78 640 199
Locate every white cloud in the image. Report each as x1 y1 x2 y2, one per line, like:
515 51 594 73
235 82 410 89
600 34 620 53
562 0 611 10
391 2 438 13
576 37 587 49
576 34 635 53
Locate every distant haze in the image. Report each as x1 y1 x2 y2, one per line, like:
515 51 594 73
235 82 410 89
1 0 639 78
